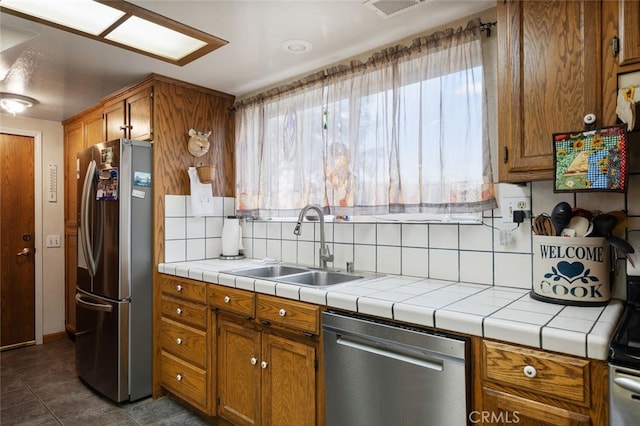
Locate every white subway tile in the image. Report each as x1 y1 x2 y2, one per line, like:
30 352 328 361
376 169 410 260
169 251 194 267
377 246 401 275
354 223 376 245
429 249 459 281
165 217 186 240
401 223 428 248
187 217 206 238
377 223 401 246
460 251 493 285
494 253 532 288
429 224 459 249
206 217 224 238
354 244 376 272
164 240 186 263
460 222 492 251
165 195 186 217
334 222 354 243
401 247 429 278
186 239 206 261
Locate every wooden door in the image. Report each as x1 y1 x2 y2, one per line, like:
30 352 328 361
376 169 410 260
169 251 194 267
104 99 126 141
498 0 601 182
217 316 261 426
618 0 640 65
0 133 35 349
261 333 316 426
482 388 591 426
127 86 153 141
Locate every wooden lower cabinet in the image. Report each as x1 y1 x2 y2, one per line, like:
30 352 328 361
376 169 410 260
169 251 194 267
212 288 323 426
159 276 214 415
472 337 608 426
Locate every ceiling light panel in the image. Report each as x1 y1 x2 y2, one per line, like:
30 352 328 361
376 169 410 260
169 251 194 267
0 0 125 36
0 0 228 66
104 16 207 61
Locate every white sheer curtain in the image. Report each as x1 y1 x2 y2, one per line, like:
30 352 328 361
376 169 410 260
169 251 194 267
234 21 496 218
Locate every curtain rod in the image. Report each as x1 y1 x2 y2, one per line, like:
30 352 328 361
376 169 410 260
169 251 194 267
479 21 497 37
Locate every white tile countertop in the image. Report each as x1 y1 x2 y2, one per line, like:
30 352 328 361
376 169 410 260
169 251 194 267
158 258 625 361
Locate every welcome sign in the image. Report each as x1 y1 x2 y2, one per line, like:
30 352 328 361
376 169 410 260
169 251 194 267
531 236 610 306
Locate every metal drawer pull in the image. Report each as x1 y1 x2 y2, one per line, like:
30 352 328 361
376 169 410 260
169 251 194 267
176 374 183 381
523 365 537 378
250 357 258 365
176 308 183 315
279 308 287 317
224 296 231 303
261 361 268 369
176 338 183 345
176 284 183 292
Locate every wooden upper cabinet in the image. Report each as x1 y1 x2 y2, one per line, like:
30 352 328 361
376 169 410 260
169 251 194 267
63 119 83 229
498 0 601 183
617 0 640 66
104 85 153 141
602 0 640 125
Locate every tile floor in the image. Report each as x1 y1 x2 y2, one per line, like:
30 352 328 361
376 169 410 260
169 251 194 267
0 338 211 425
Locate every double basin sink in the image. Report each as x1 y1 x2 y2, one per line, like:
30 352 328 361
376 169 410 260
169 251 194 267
222 264 373 287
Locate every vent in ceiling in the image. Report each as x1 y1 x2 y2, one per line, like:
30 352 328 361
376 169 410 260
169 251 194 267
363 0 426 18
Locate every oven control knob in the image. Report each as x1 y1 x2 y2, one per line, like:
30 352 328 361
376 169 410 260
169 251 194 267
523 365 537 378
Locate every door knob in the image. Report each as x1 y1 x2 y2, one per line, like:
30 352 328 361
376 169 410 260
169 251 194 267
16 248 31 256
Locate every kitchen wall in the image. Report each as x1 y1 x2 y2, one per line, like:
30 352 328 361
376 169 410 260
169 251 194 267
1 113 65 339
164 173 640 301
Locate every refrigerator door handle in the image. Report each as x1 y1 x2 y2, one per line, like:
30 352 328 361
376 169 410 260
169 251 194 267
80 160 97 277
75 292 113 313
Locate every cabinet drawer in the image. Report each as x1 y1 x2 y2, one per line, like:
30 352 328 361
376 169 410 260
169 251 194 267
209 285 255 318
161 296 208 329
160 318 207 368
256 294 320 335
161 276 207 304
160 351 208 409
482 340 590 406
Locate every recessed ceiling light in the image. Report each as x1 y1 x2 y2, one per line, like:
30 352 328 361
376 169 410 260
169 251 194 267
0 0 228 66
282 40 312 54
0 93 38 115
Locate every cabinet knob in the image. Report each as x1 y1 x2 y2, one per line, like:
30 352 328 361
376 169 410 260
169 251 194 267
176 338 183 345
523 365 537 378
261 361 268 369
250 357 258 365
176 374 183 382
278 308 287 317
176 284 183 292
176 308 183 315
224 296 231 304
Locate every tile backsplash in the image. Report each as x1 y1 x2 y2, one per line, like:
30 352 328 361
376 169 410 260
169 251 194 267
164 175 639 299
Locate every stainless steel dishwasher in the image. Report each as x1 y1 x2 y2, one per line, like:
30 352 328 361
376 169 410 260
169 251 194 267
323 311 470 426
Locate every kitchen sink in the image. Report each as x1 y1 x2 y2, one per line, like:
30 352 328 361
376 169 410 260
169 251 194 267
279 270 365 286
223 264 371 286
225 265 309 278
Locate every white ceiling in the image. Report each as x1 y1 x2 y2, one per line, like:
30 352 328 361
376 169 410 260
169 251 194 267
0 0 495 122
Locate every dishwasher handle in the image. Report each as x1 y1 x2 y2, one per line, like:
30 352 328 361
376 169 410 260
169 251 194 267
336 334 444 371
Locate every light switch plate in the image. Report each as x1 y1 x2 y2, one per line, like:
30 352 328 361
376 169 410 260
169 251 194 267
46 235 61 248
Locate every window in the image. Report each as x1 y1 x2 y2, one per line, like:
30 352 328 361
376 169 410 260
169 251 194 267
235 21 496 219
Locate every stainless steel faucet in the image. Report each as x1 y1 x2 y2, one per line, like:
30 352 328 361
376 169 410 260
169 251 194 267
294 204 334 269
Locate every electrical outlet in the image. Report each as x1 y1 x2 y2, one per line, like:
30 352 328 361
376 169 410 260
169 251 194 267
46 235 61 248
501 197 531 223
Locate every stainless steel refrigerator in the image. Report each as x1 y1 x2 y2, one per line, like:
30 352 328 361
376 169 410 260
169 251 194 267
75 138 153 402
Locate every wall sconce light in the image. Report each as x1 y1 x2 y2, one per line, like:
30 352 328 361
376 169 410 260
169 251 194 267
0 93 38 115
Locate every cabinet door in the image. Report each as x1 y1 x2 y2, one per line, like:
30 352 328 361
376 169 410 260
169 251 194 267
618 0 640 65
64 120 83 229
261 333 316 426
84 110 104 147
498 0 601 182
482 388 591 426
127 87 153 141
217 316 261 426
104 99 126 141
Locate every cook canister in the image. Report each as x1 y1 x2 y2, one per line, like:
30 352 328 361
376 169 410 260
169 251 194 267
531 235 610 306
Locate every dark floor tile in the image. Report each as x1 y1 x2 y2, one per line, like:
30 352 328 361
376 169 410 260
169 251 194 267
0 399 60 426
124 395 192 425
1 368 25 394
0 385 38 410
